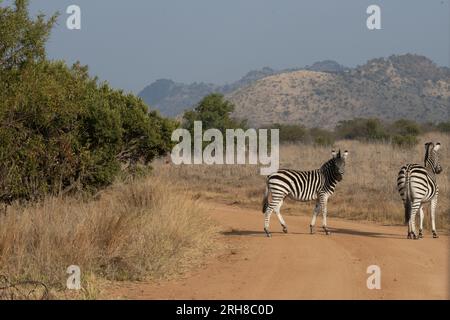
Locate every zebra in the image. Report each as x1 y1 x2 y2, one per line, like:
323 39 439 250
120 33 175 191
397 142 442 240
261 149 348 237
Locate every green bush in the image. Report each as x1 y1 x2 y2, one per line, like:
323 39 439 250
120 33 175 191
391 135 419 148
336 118 388 141
309 128 335 146
0 1 176 202
391 119 421 136
183 93 247 134
272 124 307 143
437 121 450 133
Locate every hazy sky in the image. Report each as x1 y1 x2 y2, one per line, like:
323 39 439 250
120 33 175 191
10 0 450 92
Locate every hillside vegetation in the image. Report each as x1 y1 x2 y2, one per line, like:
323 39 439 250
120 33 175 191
138 62 348 117
228 54 450 128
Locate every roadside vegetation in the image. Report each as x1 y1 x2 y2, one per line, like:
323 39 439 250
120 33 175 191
0 1 215 299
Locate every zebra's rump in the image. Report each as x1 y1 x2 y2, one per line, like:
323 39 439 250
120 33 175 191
267 169 323 202
397 164 437 203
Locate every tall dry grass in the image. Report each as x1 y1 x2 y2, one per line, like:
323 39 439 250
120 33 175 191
154 132 449 230
0 177 216 299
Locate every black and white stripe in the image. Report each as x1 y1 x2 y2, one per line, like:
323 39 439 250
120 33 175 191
397 142 442 239
262 150 348 237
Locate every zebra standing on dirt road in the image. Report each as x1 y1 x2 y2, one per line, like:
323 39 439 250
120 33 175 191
262 150 348 237
397 142 442 239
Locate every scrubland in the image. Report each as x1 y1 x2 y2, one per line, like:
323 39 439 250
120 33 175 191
154 133 449 230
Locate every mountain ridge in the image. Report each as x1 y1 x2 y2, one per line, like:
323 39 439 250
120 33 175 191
139 54 450 128
227 54 450 128
138 60 348 117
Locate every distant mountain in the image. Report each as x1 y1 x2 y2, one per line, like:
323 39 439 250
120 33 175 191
139 79 219 117
138 61 348 117
304 60 350 73
227 54 450 128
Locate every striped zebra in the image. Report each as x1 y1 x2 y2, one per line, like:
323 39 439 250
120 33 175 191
262 150 348 237
397 142 442 239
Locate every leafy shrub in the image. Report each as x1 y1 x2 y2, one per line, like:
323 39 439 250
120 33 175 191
390 119 421 136
391 135 419 148
336 118 388 141
183 93 247 134
272 124 307 143
437 121 450 133
0 1 176 202
309 128 335 146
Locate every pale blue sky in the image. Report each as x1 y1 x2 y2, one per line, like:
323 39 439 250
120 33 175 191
6 0 449 92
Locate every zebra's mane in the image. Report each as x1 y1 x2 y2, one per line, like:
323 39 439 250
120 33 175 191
424 142 438 170
424 142 432 167
320 157 337 171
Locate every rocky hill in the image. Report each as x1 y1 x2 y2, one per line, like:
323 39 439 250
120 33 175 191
227 54 450 128
138 61 347 117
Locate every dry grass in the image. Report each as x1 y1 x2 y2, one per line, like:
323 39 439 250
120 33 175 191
0 177 216 299
0 132 447 299
154 132 449 230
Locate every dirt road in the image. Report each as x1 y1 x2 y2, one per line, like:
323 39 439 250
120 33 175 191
104 202 449 300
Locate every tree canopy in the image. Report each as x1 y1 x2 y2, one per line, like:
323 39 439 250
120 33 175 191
183 93 247 134
0 1 176 202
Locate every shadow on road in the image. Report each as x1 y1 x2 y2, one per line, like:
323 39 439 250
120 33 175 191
221 228 406 239
221 229 310 237
329 227 404 239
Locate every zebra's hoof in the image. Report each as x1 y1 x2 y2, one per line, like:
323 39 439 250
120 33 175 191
418 231 423 239
310 225 315 234
282 226 288 234
407 232 417 239
264 228 272 238
407 233 412 239
432 231 439 239
323 227 331 235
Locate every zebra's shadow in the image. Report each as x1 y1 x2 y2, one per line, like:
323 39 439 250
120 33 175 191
220 228 405 239
328 227 404 239
221 230 309 237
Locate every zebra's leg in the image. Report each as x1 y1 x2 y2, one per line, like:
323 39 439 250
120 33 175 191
274 200 288 233
409 201 421 240
418 206 424 239
321 195 331 235
310 201 320 234
430 196 439 238
263 203 275 238
407 217 412 239
406 203 412 239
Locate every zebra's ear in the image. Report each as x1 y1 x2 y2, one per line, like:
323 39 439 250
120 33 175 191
434 143 441 151
331 150 337 158
342 150 349 159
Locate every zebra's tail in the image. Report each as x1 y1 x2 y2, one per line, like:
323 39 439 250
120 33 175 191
404 168 412 224
262 184 270 214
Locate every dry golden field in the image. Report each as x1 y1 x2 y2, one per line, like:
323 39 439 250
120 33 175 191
0 177 216 299
154 132 449 230
0 133 447 299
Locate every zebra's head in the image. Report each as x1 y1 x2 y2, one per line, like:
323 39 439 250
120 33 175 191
424 142 442 174
331 149 348 181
